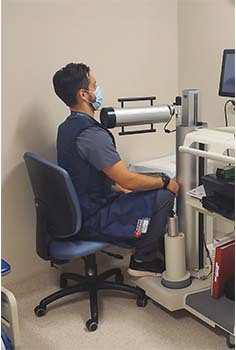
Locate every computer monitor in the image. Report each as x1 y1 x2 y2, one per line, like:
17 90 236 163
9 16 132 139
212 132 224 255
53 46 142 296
219 49 235 98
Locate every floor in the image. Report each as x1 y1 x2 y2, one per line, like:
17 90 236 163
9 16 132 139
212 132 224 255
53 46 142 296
8 253 229 350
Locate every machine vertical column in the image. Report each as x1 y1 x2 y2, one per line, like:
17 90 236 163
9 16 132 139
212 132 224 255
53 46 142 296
176 89 200 270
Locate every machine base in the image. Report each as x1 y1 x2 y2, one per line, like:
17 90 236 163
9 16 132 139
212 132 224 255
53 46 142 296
161 271 191 289
133 275 210 311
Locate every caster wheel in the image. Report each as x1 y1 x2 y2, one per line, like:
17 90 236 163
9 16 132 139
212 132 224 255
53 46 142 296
86 319 98 332
60 277 68 288
115 273 124 283
136 296 148 307
226 334 235 348
34 305 47 317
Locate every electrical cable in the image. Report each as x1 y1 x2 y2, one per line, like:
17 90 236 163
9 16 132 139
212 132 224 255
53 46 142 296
163 105 176 133
201 233 213 279
224 99 235 127
191 226 212 280
224 99 235 157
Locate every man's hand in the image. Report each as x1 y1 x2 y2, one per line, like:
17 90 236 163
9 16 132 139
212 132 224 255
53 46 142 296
166 180 179 196
112 183 131 193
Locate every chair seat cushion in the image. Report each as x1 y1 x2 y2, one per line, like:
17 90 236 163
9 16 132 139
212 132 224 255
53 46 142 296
49 239 110 260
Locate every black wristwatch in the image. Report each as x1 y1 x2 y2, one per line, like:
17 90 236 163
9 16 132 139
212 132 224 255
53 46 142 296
161 175 170 189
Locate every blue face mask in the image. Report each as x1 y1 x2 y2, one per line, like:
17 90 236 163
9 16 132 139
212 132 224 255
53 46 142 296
87 86 103 110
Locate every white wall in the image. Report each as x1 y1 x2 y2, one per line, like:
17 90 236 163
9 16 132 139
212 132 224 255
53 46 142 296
178 0 235 127
2 0 178 285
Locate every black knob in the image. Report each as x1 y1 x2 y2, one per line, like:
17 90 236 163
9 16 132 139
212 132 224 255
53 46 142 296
175 96 182 106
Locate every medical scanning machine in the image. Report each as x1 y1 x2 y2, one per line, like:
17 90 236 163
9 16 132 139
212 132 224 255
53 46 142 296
100 87 235 348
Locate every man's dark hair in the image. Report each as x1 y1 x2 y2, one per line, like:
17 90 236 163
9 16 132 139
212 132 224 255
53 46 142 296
53 63 90 107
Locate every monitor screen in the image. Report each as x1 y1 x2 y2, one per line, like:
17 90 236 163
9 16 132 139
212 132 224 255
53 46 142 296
219 49 235 98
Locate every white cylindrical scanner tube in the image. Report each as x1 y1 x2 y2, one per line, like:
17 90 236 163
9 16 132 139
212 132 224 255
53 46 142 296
114 105 172 126
100 105 174 128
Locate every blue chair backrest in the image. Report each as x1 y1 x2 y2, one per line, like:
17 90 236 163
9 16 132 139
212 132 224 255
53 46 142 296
24 152 82 261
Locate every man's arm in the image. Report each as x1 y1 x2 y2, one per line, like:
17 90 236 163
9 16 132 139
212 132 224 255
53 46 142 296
76 126 178 194
103 160 179 195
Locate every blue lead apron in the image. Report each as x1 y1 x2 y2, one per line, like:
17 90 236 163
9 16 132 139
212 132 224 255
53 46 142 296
57 112 157 242
81 190 158 242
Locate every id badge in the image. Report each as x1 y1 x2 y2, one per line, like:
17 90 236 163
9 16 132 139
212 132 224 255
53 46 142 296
134 217 151 238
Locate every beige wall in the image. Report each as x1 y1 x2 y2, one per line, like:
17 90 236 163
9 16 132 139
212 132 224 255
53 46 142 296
178 0 235 127
2 0 178 284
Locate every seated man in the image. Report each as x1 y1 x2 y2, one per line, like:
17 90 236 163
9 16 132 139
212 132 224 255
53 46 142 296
53 63 179 277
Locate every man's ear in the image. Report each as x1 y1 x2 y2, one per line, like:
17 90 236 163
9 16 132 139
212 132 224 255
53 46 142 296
77 89 87 103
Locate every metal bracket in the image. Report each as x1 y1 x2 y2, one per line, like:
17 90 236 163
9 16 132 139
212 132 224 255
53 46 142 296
118 96 157 136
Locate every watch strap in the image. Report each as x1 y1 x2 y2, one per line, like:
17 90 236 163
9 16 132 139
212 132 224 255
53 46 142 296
162 175 170 189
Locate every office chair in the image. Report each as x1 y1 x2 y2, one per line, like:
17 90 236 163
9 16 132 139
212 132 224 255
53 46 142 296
23 152 148 331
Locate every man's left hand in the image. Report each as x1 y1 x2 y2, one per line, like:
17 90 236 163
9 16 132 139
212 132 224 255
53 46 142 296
112 184 131 193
